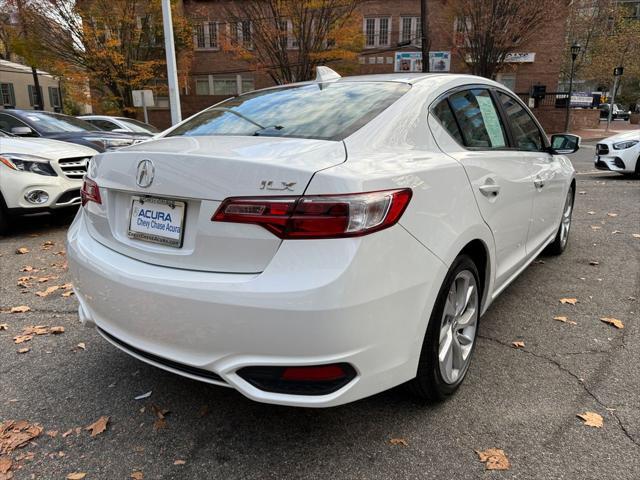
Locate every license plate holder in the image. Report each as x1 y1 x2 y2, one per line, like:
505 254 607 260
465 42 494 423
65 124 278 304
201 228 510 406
127 196 186 248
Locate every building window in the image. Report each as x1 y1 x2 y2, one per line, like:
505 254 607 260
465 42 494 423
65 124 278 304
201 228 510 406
400 16 421 46
0 83 15 107
48 86 62 110
363 17 390 48
231 20 252 49
278 19 299 50
194 21 219 50
194 74 254 96
27 85 43 108
496 74 517 92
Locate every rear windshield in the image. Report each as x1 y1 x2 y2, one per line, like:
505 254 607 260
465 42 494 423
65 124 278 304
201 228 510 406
167 82 410 141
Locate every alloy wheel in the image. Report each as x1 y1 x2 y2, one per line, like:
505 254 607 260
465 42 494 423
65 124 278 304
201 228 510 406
559 188 574 248
438 270 478 385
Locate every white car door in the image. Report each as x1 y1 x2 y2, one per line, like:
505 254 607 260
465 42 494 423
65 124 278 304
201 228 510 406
432 88 536 288
495 91 566 252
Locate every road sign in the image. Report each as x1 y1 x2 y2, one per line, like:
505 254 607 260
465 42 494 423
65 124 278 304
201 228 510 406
613 66 624 77
132 90 154 107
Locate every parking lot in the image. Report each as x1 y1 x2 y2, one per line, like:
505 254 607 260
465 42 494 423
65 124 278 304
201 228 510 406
0 142 638 479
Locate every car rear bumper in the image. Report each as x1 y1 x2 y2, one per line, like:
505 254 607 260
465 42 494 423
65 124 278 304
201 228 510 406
67 209 446 407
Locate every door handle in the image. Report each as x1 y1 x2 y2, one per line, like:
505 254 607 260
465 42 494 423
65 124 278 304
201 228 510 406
479 183 501 197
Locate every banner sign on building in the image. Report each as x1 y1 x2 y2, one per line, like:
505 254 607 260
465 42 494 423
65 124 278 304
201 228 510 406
394 51 451 73
504 52 536 63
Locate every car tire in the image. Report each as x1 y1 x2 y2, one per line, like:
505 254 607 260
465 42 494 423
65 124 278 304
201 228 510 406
545 184 574 256
408 254 481 402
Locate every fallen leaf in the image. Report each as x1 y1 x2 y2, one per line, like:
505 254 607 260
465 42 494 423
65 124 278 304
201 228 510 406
476 448 511 471
600 317 624 329
131 472 144 480
578 191 586 195
49 326 65 335
62 291 75 298
66 473 87 480
17 348 30 354
15 248 29 255
134 391 152 400
153 418 167 431
389 438 408 446
61 429 73 438
20 266 36 272
589 261 599 266
633 234 640 239
46 430 58 438
173 460 186 465
611 230 622 234
554 316 577 325
607 212 618 217
577 411 603 428
0 324 8 331
511 341 525 348
35 285 60 297
590 225 602 230
560 298 577 305
76 343 86 350
587 211 595 215
53 250 66 256
0 420 43 454
61 283 73 289
151 405 169 420
9 306 31 314
85 416 109 437
0 456 11 474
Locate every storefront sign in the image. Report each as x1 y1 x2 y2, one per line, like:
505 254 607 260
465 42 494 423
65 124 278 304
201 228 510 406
394 51 451 73
505 52 536 63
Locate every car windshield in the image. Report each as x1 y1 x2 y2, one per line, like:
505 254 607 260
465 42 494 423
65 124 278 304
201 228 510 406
117 118 159 133
167 82 411 141
22 112 100 133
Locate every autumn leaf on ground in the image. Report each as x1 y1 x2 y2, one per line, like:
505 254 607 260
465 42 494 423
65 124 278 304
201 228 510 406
607 212 618 217
151 405 170 420
560 298 578 305
15 247 29 255
0 420 43 454
153 418 167 431
475 448 511 471
0 456 11 474
62 291 75 298
61 429 73 438
66 473 87 480
600 317 624 329
577 411 603 428
20 266 37 272
35 285 60 297
49 326 65 335
75 343 86 351
578 191 586 195
590 225 602 230
173 460 186 465
0 324 8 331
46 430 58 438
511 341 525 348
587 211 595 215
554 316 577 325
17 348 30 354
9 306 31 314
131 472 144 480
389 438 408 446
633 234 640 239
588 261 599 266
611 230 622 235
85 416 109 437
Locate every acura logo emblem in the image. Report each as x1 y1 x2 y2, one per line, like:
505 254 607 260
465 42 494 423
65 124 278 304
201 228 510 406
136 159 155 188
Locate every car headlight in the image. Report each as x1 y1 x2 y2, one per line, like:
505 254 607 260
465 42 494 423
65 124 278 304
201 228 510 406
0 153 57 176
613 140 639 150
87 137 135 150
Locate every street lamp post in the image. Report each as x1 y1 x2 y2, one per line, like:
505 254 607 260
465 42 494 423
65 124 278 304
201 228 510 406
161 0 182 126
564 42 581 133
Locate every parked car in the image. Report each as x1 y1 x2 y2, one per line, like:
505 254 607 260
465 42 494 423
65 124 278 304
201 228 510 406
80 115 160 137
0 130 97 233
599 103 631 121
67 69 578 407
595 130 640 176
0 110 142 152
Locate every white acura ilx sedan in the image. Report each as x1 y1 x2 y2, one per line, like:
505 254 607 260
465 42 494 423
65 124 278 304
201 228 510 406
67 68 579 407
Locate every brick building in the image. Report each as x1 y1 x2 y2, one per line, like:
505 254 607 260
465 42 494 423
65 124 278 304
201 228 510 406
147 0 569 128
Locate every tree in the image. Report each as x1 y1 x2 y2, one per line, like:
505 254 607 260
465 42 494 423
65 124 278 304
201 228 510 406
14 0 193 115
446 0 556 79
221 0 364 84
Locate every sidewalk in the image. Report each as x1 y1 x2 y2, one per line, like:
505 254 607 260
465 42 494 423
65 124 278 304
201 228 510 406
572 120 640 141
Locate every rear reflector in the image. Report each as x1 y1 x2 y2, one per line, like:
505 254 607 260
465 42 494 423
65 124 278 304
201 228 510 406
81 177 101 206
237 363 357 396
212 189 412 239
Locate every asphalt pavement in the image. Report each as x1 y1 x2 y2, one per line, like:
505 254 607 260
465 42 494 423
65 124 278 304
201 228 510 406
1 142 639 479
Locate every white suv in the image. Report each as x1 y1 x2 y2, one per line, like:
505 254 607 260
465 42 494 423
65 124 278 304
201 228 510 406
0 130 97 233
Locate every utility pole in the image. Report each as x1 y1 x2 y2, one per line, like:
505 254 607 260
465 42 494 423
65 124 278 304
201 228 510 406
420 0 429 72
161 0 182 125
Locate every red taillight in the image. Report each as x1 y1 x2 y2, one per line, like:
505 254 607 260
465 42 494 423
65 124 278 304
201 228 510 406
281 365 348 382
212 189 412 239
81 177 101 206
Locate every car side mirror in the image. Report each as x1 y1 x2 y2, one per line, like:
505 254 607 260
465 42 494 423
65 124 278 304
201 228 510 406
11 126 33 136
549 134 580 155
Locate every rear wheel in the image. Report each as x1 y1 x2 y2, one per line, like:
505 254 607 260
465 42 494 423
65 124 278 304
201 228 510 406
545 185 574 255
408 255 480 402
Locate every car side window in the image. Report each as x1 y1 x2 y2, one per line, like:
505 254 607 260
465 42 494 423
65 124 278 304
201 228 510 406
432 99 463 144
89 119 118 131
448 89 507 149
0 113 29 134
497 92 544 152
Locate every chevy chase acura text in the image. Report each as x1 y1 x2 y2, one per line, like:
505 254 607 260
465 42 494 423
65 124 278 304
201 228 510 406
67 68 579 407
